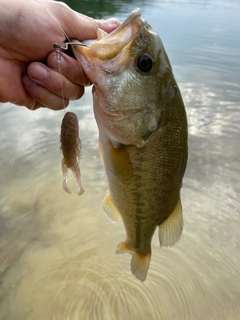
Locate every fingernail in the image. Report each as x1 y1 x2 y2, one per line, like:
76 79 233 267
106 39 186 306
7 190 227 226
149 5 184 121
30 63 48 81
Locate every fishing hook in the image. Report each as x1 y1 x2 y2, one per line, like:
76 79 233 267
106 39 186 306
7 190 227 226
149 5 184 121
53 40 88 51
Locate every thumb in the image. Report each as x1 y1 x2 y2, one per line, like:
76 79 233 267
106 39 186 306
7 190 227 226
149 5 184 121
70 12 121 40
95 18 121 34
53 2 120 40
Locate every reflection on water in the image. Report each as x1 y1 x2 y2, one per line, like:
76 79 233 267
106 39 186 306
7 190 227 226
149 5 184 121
0 0 240 319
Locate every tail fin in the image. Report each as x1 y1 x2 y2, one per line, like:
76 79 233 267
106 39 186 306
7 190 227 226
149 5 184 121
131 252 151 282
116 241 151 282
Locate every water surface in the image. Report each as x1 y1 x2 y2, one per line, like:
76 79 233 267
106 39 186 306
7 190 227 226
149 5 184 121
0 1 240 319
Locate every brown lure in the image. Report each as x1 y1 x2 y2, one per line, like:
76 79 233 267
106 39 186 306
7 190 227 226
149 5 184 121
60 112 84 196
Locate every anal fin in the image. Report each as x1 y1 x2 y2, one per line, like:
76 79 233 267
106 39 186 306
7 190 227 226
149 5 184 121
158 199 183 247
102 192 121 223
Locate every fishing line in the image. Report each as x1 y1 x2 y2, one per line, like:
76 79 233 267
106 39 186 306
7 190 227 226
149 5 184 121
34 0 88 195
54 44 67 111
35 0 86 111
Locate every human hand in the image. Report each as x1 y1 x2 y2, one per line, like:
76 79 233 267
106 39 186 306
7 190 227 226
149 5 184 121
0 0 120 110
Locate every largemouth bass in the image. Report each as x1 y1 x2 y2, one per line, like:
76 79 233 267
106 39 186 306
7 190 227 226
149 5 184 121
74 8 188 281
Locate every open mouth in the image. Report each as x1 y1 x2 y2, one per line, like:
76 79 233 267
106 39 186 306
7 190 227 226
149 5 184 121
71 8 143 61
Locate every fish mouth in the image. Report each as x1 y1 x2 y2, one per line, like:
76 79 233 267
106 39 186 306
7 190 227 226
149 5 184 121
72 9 144 70
90 8 142 60
103 8 142 40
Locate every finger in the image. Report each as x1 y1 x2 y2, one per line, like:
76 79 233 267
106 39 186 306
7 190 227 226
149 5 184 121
22 74 70 111
14 94 47 111
25 100 46 111
14 94 44 111
46 51 91 86
27 62 85 100
71 15 120 39
30 102 45 111
95 18 121 34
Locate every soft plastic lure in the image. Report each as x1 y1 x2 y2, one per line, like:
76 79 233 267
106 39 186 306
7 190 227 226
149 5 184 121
60 112 84 196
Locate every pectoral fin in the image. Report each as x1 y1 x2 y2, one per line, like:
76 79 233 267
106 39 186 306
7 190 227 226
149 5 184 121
102 192 121 223
158 199 183 247
109 143 133 184
116 241 151 282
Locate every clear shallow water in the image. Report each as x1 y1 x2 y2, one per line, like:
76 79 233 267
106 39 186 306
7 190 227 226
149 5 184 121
0 1 240 319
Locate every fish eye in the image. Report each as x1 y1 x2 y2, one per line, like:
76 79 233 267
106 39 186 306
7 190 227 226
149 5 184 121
136 53 154 72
